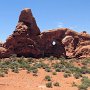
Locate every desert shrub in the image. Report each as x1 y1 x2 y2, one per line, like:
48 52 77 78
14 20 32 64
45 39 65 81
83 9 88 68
81 58 90 65
2 68 8 74
78 84 88 90
53 82 60 87
65 69 71 74
87 68 90 74
3 61 10 66
12 67 19 73
46 82 52 88
63 62 73 68
0 62 9 75
53 63 63 69
63 73 71 78
55 68 61 72
3 70 8 74
33 73 38 76
10 61 19 73
37 62 48 69
9 54 17 60
45 75 51 81
81 61 88 66
49 56 54 60
0 71 5 77
0 61 9 69
27 57 34 63
53 63 60 68
61 68 66 72
9 61 19 69
78 76 90 90
52 72 57 75
68 66 77 73
26 67 31 73
72 82 77 87
18 60 30 69
73 73 82 79
59 56 66 61
34 63 42 68
27 66 38 73
45 67 52 72
81 77 90 87
70 66 82 74
80 66 90 74
32 69 38 73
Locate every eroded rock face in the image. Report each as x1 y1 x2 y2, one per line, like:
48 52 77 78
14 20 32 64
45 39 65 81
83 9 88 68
39 28 67 57
19 8 40 35
3 8 67 58
4 8 41 58
62 36 74 46
0 8 90 58
72 32 90 58
74 45 90 58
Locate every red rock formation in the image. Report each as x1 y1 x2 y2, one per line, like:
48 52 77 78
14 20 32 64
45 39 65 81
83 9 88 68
39 28 67 57
3 8 67 58
18 8 40 35
4 8 41 58
0 8 90 58
72 32 90 58
74 45 90 58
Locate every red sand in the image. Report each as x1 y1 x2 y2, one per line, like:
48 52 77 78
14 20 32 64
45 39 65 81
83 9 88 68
0 69 80 90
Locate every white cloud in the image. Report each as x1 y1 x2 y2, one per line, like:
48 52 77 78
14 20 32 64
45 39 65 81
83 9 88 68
57 22 64 28
69 25 78 30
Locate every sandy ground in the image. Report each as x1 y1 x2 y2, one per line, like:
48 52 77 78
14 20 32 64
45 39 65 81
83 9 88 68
0 69 80 90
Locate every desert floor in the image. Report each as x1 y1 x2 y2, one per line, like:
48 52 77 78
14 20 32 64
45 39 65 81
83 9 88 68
0 57 90 90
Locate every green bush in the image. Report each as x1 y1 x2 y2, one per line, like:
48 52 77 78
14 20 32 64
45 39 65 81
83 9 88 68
12 67 19 73
27 66 38 74
18 60 30 69
32 69 38 73
1 68 8 74
72 82 77 87
78 84 88 90
0 71 5 77
65 69 71 74
46 82 52 88
55 68 61 72
63 73 71 78
78 76 90 90
73 73 82 79
53 63 61 68
59 56 66 61
53 82 60 87
33 73 38 76
45 75 51 81
38 62 48 69
81 77 90 87
45 67 52 72
27 57 34 63
52 72 57 75
49 56 54 60
34 63 42 68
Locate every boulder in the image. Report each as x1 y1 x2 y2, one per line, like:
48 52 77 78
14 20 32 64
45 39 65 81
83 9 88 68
62 36 74 45
74 45 90 58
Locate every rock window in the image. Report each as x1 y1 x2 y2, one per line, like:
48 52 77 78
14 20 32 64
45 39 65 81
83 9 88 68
52 41 56 46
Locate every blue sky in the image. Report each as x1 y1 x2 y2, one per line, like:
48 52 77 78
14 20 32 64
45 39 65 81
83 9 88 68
0 0 90 41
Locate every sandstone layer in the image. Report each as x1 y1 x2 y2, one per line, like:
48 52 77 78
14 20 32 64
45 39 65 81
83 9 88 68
0 8 90 58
